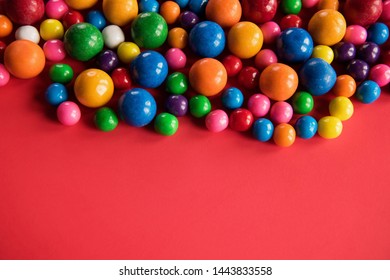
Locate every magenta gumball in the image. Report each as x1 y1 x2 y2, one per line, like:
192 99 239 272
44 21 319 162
0 64 10 87
269 101 293 124
260 21 281 44
343 25 367 45
255 49 278 70
165 48 187 70
45 0 69 20
369 64 390 87
57 101 81 126
247 93 271 117
43 39 67 62
205 109 229 132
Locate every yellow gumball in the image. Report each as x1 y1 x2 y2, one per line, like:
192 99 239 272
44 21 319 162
74 69 114 108
167 27 188 49
228 21 263 59
329 96 354 121
64 0 98 10
318 116 343 139
312 45 334 64
102 0 138 27
117 42 140 64
40 19 64 41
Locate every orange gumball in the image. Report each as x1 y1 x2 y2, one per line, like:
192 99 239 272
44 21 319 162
331 74 356 97
64 0 98 10
317 0 339 10
160 1 181 25
167 27 188 49
0 15 13 38
259 63 298 101
4 40 45 79
189 58 227 97
206 0 242 28
273 123 296 147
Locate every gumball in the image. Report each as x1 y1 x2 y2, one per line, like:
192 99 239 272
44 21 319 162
355 80 381 104
311 45 334 64
117 42 140 64
357 42 380 64
228 21 263 59
179 10 199 30
0 14 12 38
62 10 84 30
111 67 132 90
381 1 390 22
369 64 390 87
43 39 66 62
97 50 119 73
165 48 187 70
308 9 346 46
317 116 342 139
160 1 180 24
241 0 278 24
346 59 369 82
94 107 118 132
102 25 125 49
130 50 168 88
189 95 211 118
222 55 243 77
4 40 45 79
57 101 81 126
46 0 69 20
165 95 188 117
329 96 354 121
273 123 295 147
259 63 298 101
139 0 160 13
74 68 114 108
15 25 40 44
102 0 138 27
86 10 107 31
119 88 157 127
205 0 242 28
343 25 367 45
299 58 336 96
302 0 319 7
279 14 302 30
64 0 97 10
189 58 227 97
188 0 208 16
5 0 44 25
49 63 74 84
367 23 389 45
165 72 188 95
332 74 356 97
229 108 254 132
247 93 270 117
189 21 225 58
317 0 338 9
238 66 260 90
131 12 168 49
0 63 10 87
154 113 179 136
343 0 382 27
40 19 64 41
252 118 274 142
221 87 244 110
45 83 68 106
276 28 313 63
174 0 189 8
295 115 317 139
63 23 104 61
260 21 281 44
254 49 278 71
281 0 302 14
333 42 356 62
205 109 229 132
269 101 293 124
291 91 314 114
167 27 188 49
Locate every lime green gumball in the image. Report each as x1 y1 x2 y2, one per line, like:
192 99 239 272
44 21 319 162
189 95 211 118
154 112 179 136
131 12 168 49
94 107 118 132
49 63 74 84
166 72 188 95
291 91 314 114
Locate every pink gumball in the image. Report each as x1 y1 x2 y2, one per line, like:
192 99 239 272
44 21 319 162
255 49 278 71
205 109 229 132
260 21 281 44
45 0 69 20
0 64 10 87
43 39 66 61
302 0 320 8
343 25 367 45
247 93 271 117
369 64 390 87
165 48 187 70
270 101 293 124
57 101 81 126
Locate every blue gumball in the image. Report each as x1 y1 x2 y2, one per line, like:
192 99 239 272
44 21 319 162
189 21 225 58
252 118 274 142
355 80 381 104
367 22 389 45
174 0 189 8
86 10 107 31
139 0 160 13
118 88 157 127
221 87 244 110
188 0 208 16
299 58 336 96
276 28 313 63
295 115 318 139
45 83 68 106
130 50 168 88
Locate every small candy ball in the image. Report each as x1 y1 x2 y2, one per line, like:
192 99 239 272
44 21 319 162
317 116 342 139
119 88 157 127
62 10 84 30
179 11 199 30
189 58 227 97
45 83 68 106
57 101 81 126
273 123 296 147
40 19 64 41
205 109 229 132
189 95 211 118
381 0 390 22
131 12 168 49
165 72 188 95
4 40 45 79
43 39 67 61
254 49 278 70
139 0 160 13
167 27 188 48
49 63 74 84
154 112 179 136
241 0 278 24
160 1 181 24
311 45 334 64
276 27 313 63
174 0 190 9
15 25 40 44
332 74 356 97
228 21 263 59
252 118 274 142
355 80 381 104
259 63 298 101
269 101 293 124
0 64 11 87
222 55 243 77
102 0 138 27
63 23 104 61
346 59 370 82
64 0 98 10
117 42 140 64
299 58 336 96
0 15 13 38
97 50 119 73
260 21 281 44
247 94 271 117
165 95 188 117
291 91 314 114
86 10 107 30
357 42 380 64
130 50 168 88
189 21 225 58
229 108 254 132
281 0 302 14
317 0 339 10
237 66 260 90
94 107 118 132
329 96 354 121
74 68 114 108
102 25 125 49
205 0 242 28
369 64 390 87
333 42 356 62
343 0 383 27
302 0 319 8
188 0 208 16
343 25 367 45
221 87 244 110
308 9 346 46
111 67 132 90
367 23 389 45
5 0 45 25
165 48 187 70
295 115 317 139
279 14 302 30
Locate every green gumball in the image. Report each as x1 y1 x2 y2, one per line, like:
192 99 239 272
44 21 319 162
131 12 168 49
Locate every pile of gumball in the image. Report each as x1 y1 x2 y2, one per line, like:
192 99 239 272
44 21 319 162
0 0 389 147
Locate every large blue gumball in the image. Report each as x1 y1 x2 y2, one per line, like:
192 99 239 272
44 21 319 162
276 27 313 63
189 21 225 58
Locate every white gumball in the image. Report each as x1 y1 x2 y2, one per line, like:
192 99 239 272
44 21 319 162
15 25 40 44
102 25 125 49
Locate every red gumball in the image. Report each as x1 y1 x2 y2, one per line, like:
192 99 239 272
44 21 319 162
222 55 242 77
5 0 44 25
238 66 260 90
241 0 278 24
343 0 382 27
280 14 303 31
229 108 254 132
62 10 84 30
111 67 132 90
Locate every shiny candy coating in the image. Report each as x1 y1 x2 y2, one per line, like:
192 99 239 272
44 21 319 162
279 14 302 30
276 27 313 63
86 10 107 31
65 0 98 10
111 67 132 90
311 45 334 64
57 101 81 126
189 21 226 58
97 50 119 73
221 87 244 110
333 42 356 62
165 95 188 117
188 0 208 16
343 25 367 45
260 21 281 44
347 59 370 82
94 107 119 132
45 83 68 106
102 25 125 49
154 113 179 136
367 23 389 45
222 55 243 77
189 95 211 118
139 0 160 13
369 64 390 87
102 0 138 27
291 91 314 114
237 66 260 90
273 123 296 147
131 12 168 49
357 42 380 65
160 1 181 25
179 11 200 30
0 64 10 87
174 0 190 9
167 27 188 49
254 49 278 70
295 115 317 139
228 21 263 59
117 42 140 64
332 75 356 98
317 0 339 10
205 0 242 28
247 94 271 117
241 0 278 24
165 72 188 95
15 25 40 44
329 96 354 121
355 80 381 104
205 109 229 132
39 19 64 41
269 101 293 124
43 39 66 62
229 108 254 132
49 63 74 84
252 118 274 142
281 0 302 15
0 15 13 38
62 10 84 30
165 48 187 70
5 0 45 25
343 0 383 27
317 116 342 139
